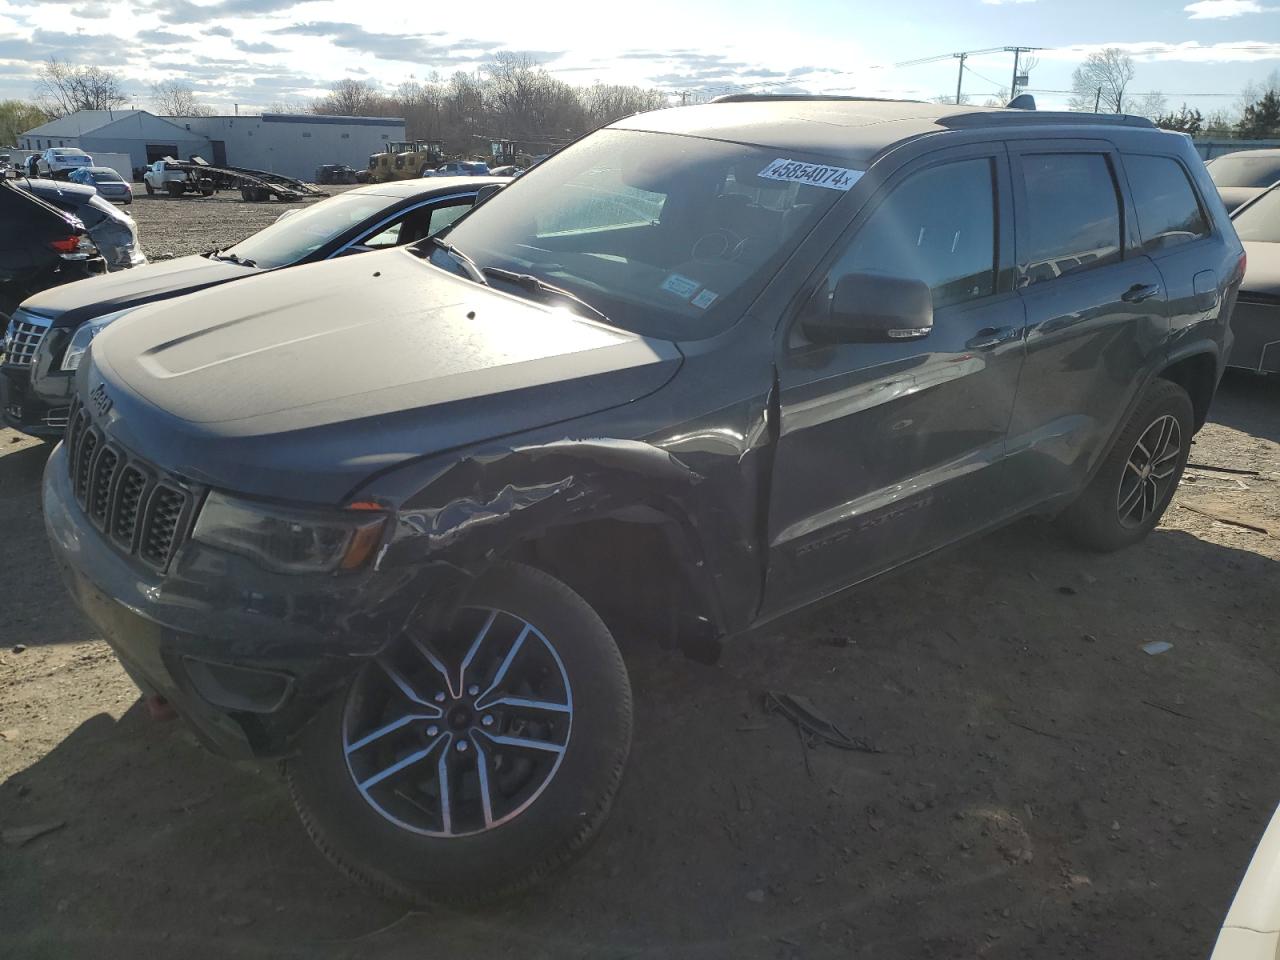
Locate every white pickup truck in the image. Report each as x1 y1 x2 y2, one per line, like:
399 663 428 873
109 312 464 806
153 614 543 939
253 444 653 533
142 160 214 198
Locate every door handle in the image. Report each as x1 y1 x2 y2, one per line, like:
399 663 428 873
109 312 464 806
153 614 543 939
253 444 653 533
1122 282 1161 304
965 326 1020 350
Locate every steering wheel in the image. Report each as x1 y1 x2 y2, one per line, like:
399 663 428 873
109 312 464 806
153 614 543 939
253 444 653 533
691 227 746 265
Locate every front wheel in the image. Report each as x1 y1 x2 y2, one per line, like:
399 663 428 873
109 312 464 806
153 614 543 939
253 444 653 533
1057 378 1194 552
286 562 633 905
144 181 154 196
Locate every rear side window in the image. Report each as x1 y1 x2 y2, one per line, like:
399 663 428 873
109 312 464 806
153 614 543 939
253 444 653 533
1019 154 1122 285
826 157 997 310
1125 155 1209 252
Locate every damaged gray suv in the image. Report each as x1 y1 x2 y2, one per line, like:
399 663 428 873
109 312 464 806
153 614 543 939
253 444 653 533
43 96 1243 904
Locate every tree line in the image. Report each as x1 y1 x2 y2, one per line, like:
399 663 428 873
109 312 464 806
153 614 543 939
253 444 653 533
1069 49 1280 139
295 54 669 157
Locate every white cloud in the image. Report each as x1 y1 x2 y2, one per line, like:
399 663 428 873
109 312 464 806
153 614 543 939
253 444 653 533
1040 40 1280 63
1185 0 1274 17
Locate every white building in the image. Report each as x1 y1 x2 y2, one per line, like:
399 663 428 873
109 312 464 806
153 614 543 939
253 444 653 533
19 110 406 181
19 110 210 176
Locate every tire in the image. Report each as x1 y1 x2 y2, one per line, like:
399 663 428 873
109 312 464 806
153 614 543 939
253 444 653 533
145 181 154 196
166 182 183 198
1057 378 1194 552
286 561 633 906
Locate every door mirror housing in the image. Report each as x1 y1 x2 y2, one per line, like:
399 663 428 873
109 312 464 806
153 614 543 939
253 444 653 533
803 272 934 344
475 183 504 206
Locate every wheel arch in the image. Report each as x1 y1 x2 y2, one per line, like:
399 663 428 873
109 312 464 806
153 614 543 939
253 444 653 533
1158 347 1220 430
376 439 727 662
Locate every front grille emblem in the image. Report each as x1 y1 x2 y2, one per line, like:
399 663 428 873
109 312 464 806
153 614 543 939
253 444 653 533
90 382 113 417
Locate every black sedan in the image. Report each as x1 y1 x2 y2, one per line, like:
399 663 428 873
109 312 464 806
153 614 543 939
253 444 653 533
1229 183 1280 375
1 177 498 438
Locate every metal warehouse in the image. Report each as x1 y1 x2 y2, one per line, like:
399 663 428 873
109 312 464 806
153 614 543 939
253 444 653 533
19 110 406 180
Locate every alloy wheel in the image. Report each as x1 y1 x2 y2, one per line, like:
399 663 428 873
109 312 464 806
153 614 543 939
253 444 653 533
1117 414 1182 529
343 606 573 837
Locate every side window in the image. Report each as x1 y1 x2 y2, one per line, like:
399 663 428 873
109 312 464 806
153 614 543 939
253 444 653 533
363 221 402 249
1125 154 1210 252
427 200 472 236
822 157 997 311
1019 153 1122 285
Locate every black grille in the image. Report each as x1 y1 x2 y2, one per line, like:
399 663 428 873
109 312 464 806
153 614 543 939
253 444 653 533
65 396 193 571
112 466 147 549
88 446 119 526
140 486 186 567
74 430 98 506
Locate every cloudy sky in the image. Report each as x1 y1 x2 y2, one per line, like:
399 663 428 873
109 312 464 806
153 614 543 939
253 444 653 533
0 0 1276 114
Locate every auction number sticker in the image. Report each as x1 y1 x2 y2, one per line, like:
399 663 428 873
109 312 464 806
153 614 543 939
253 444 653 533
758 158 863 192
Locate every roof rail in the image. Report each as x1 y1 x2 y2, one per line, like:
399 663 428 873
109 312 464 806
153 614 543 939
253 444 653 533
709 93 920 105
937 110 1156 129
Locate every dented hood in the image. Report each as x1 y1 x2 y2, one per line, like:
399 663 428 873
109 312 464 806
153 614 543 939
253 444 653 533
87 248 682 502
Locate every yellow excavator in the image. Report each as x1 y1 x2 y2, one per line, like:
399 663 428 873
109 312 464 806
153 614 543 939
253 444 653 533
367 140 446 183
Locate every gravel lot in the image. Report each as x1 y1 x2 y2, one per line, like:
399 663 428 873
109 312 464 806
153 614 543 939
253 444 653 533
1 194 1279 958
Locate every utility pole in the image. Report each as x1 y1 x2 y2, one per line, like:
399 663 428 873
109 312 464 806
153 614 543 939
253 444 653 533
955 52 967 105
1010 48 1020 99
1094 86 1102 113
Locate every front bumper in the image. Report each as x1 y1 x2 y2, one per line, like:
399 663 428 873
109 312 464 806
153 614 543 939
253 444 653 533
0 365 68 438
42 441 425 758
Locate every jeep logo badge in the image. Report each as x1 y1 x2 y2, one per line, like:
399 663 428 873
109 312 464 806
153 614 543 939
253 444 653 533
89 382 112 417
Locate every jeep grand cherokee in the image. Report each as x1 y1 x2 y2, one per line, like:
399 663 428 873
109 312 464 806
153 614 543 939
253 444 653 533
43 96 1243 904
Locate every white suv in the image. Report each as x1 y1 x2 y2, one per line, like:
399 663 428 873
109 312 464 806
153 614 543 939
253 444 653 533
40 147 93 178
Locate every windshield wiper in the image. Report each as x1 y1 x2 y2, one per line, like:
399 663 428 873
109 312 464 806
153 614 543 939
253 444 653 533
482 267 612 326
211 249 257 267
424 236 487 285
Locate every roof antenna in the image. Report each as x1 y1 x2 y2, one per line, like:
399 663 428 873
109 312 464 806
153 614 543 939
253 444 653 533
1007 93 1036 110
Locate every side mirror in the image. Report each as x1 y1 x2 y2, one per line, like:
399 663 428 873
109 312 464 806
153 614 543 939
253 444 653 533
803 272 933 344
475 183 504 206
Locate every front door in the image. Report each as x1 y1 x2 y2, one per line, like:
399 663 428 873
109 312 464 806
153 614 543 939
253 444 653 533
1001 142 1169 508
762 145 1026 617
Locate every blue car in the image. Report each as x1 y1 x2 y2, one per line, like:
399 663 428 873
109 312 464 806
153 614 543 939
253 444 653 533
68 166 134 205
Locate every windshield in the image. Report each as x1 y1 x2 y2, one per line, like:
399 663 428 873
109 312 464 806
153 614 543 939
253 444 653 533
225 191 395 268
90 170 122 183
436 129 854 339
1208 154 1280 189
1233 187 1280 242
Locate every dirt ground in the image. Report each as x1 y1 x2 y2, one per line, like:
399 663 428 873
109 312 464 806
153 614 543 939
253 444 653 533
2 195 1280 958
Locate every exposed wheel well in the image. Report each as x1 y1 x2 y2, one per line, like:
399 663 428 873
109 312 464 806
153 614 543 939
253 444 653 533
1158 352 1217 430
504 516 722 662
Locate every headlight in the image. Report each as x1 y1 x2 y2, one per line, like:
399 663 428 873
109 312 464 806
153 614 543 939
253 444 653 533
61 308 132 372
192 491 387 574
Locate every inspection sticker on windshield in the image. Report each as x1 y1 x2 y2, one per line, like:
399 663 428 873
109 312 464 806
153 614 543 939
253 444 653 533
662 273 701 299
691 289 718 309
758 158 863 192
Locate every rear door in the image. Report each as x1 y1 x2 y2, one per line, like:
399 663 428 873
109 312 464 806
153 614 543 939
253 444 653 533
1003 140 1168 509
1118 152 1223 355
761 144 1026 615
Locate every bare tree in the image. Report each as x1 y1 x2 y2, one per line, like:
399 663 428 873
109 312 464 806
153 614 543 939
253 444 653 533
35 59 127 116
1132 91 1168 120
312 79 393 117
1069 48 1136 114
578 83 667 130
151 80 213 117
